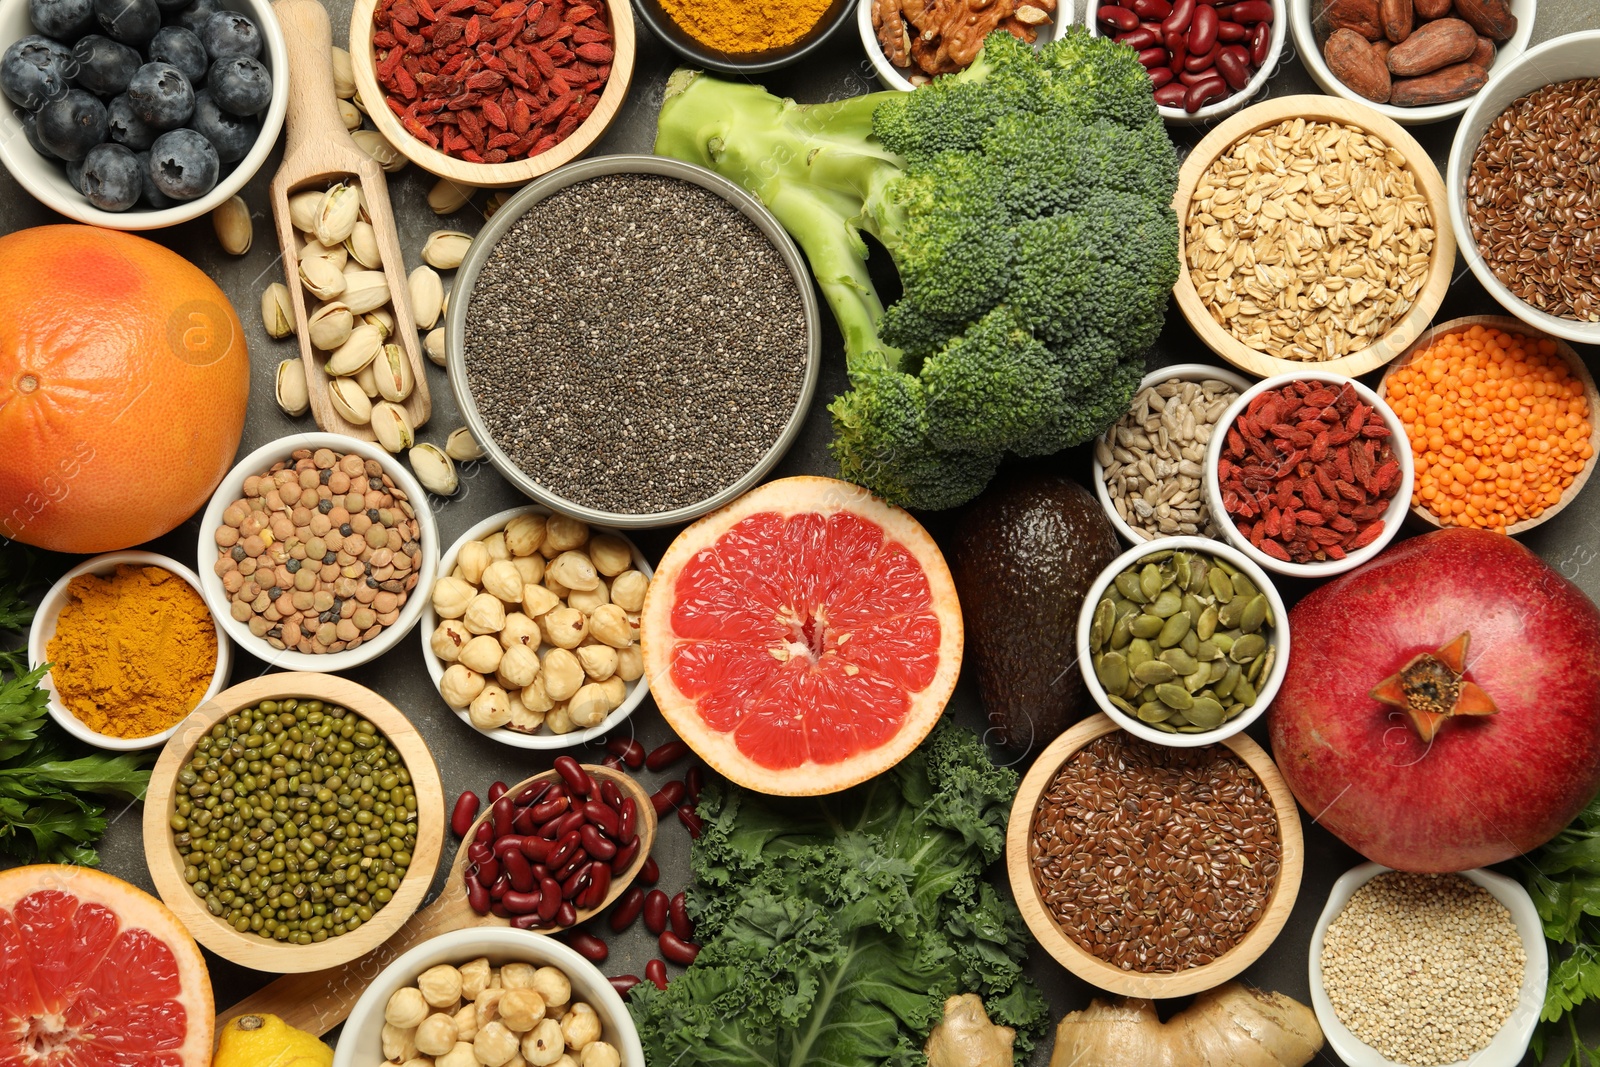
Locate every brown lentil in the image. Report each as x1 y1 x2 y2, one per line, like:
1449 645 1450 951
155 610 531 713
1030 732 1280 972
1321 871 1525 1067
1467 77 1600 323
213 447 423 655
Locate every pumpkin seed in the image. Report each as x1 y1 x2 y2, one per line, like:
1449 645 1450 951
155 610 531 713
1180 628 1199 657
1126 639 1153 672
1182 665 1211 693
1092 599 1115 651
1230 633 1266 663
1095 652 1129 694
1110 614 1132 650
1155 683 1193 710
1187 555 1209 593
1138 702 1173 723
1130 614 1164 640
1139 563 1163 601
1185 697 1225 729
1115 572 1146 603
1157 612 1191 648
1214 663 1241 698
1208 568 1234 601
1235 676 1258 706
1108 694 1138 716
1232 572 1259 601
1196 605 1218 641
1207 659 1230 683
1160 649 1197 675
1240 594 1268 634
1149 589 1182 618
1195 638 1220 662
1133 660 1176 685
1217 596 1246 629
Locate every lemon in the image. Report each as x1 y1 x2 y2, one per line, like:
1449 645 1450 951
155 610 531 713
214 1013 334 1067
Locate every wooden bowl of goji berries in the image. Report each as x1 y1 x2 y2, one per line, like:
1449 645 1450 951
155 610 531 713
348 0 635 186
1204 372 1415 578
1380 314 1599 536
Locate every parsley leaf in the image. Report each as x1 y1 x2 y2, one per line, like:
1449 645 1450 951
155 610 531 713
1525 794 1600 1066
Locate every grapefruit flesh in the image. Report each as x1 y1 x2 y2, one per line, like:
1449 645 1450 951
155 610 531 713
642 477 963 795
0 865 214 1067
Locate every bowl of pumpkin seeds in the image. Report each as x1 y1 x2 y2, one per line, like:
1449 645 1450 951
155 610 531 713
1077 536 1290 747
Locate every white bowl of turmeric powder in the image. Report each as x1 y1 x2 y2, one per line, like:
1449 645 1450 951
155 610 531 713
27 551 232 752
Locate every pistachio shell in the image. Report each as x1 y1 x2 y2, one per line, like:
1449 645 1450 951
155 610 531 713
346 221 381 269
355 361 380 398
422 231 472 270
299 256 346 302
275 359 309 416
371 401 415 453
353 129 407 173
446 427 485 462
410 443 459 496
288 190 322 233
427 178 473 215
307 301 354 351
299 236 347 271
212 195 252 255
332 46 356 98
376 343 414 402
261 282 294 339
328 376 373 425
483 190 511 218
364 308 395 339
324 323 384 377
423 328 446 367
409 265 443 330
351 88 369 115
315 183 361 246
338 97 361 129
342 270 391 315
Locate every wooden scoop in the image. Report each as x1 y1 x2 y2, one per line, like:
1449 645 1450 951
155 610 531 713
269 0 430 440
218 764 656 1037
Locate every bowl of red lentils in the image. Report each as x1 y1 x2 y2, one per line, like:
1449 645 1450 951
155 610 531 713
196 433 439 672
1204 371 1414 578
1381 315 1598 535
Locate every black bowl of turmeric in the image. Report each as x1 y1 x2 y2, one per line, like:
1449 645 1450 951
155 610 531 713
633 0 854 74
27 551 232 751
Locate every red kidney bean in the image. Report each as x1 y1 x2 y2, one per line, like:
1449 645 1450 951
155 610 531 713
1178 66 1218 84
616 799 637 846
492 796 514 839
548 830 583 871
467 879 491 915
474 856 501 886
651 781 685 816
503 889 541 914
489 872 510 900
522 836 553 863
644 890 670 935
584 800 621 840
555 901 577 927
677 806 704 839
1166 30 1187 70
504 850 535 893
538 877 562 920
1099 3 1139 29
527 794 569 824
554 755 595 797
1153 81 1189 106
685 768 704 805
600 781 624 810
611 838 641 874
1188 3 1218 52
1216 45 1251 88
1217 17 1246 39
645 740 691 772
610 975 641 998
491 902 511 919
1224 0 1272 20
581 824 618 861
1130 0 1171 18
644 959 668 990
512 807 535 835
670 892 693 941
1184 42 1220 71
488 780 509 803
562 865 591 901
1186 75 1228 111
1163 0 1194 35
660 931 700 966
567 930 608 962
1116 26 1161 49
610 886 646 932
468 840 493 864
451 792 481 837
510 913 544 930
516 782 552 806
554 851 588 883
583 862 612 909
492 835 527 860
474 821 493 845
1149 66 1174 87
550 810 588 840
538 819 562 842
600 755 624 771
1249 20 1270 64
641 856 660 885
606 737 647 768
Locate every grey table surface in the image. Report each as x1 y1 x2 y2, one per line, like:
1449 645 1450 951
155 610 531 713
4 1 1600 1063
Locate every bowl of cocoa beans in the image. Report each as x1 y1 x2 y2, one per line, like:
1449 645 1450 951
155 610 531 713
1290 0 1535 124
1088 0 1288 122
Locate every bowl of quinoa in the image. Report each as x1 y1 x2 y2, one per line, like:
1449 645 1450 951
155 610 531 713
446 154 820 529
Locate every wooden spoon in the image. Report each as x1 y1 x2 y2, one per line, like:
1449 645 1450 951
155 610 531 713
269 0 431 440
218 764 657 1036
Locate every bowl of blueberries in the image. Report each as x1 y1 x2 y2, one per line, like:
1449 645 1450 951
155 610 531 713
0 0 285 226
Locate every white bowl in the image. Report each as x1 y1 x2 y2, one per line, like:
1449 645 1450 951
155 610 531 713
1204 372 1414 578
26 551 231 750
1076 534 1290 747
1308 862 1547 1067
859 0 1075 90
332 927 644 1067
1290 0 1535 125
1448 29 1600 345
196 432 438 672
1085 0 1287 124
419 506 654 751
1092 362 1252 545
0 0 289 229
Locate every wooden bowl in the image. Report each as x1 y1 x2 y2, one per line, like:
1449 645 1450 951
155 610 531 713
1379 314 1600 536
1172 95 1455 380
347 0 635 188
144 673 445 974
218 762 656 1034
1006 713 1304 997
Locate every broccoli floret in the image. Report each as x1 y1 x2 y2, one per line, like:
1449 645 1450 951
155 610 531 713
655 27 1180 511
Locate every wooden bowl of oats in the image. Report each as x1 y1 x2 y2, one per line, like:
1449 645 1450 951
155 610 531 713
1172 95 1454 381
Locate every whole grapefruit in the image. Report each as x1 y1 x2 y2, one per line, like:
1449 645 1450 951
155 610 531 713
0 226 249 554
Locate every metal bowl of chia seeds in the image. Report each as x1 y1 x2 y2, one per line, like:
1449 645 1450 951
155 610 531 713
445 154 821 529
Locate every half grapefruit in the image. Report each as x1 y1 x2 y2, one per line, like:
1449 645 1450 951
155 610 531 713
0 865 214 1066
641 476 963 795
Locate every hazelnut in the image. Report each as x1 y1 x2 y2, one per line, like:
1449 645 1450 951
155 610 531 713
541 648 584 703
586 605 632 649
598 676 626 709
435 1041 478 1067
453 1000 479 1043
498 988 546 1032
520 675 554 714
560 1003 601 1051
513 555 545 586
587 535 632 577
566 579 609 615
418 964 464 1007
464 592 507 635
581 1042 622 1067
432 576 477 619
509 693 546 733
381 1022 418 1061
469 684 513 730
575 644 617 682
567 684 611 729
540 606 587 650
497 643 541 689
546 551 599 591
459 634 504 674
457 540 491 585
609 571 648 614
482 559 525 603
439 663 486 709
415 1013 458 1056
475 987 505 1030
385 987 429 1029
430 618 471 664
460 957 492 1000
545 702 574 734
544 515 589 552
521 1018 565 1066
530 967 570 1009
504 513 547 556
521 584 561 619
501 963 537 990
499 612 541 649
484 531 510 561
475 1020 521 1067
615 645 643 683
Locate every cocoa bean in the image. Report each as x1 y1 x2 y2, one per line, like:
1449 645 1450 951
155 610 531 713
1319 0 1382 39
1380 0 1412 41
1371 38 1393 62
1325 28 1392 101
1413 0 1451 16
1452 0 1516 40
1389 60 1487 104
1469 33 1496 68
1387 16 1476 75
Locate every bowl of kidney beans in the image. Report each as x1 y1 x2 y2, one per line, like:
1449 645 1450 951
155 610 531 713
1088 0 1287 122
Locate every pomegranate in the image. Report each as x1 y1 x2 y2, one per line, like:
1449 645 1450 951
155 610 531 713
1268 528 1600 872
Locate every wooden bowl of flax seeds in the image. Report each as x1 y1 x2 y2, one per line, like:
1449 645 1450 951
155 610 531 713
1006 713 1305 997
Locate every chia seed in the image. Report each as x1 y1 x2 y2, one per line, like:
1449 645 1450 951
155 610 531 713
462 173 810 515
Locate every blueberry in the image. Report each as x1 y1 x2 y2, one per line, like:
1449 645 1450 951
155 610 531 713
127 61 193 129
80 141 141 210
70 35 142 95
200 9 258 59
1 35 73 110
20 111 56 157
189 88 253 161
205 52 268 115
146 25 207 83
152 0 189 12
36 88 107 160
171 0 217 34
29 0 95 39
93 0 160 46
65 155 87 191
134 149 173 206
148 126 215 199
106 92 155 149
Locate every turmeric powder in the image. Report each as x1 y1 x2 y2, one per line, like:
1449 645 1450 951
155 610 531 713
656 0 833 54
46 564 219 739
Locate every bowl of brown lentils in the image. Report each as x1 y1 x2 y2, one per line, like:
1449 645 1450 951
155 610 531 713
196 432 439 672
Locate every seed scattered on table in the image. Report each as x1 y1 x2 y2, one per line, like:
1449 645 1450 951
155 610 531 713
1097 376 1240 540
463 173 809 515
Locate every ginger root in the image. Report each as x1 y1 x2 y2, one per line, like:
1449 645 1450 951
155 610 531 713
925 994 1015 1067
1049 982 1323 1067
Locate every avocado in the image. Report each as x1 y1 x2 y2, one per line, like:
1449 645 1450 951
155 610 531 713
949 469 1121 752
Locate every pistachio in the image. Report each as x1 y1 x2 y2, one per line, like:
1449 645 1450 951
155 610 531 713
483 190 511 218
338 97 361 129
446 427 485 462
331 46 356 98
346 221 381 269
261 282 294 338
423 328 446 367
440 286 450 317
328 376 373 425
355 360 380 398
364 306 395 339
324 323 384 376
353 129 407 173
409 265 444 330
422 231 472 270
351 88 369 115
315 183 362 246
287 190 323 233
428 178 473 215
307 301 354 351
376 343 414 402
372 401 415 453
299 236 347 271
213 195 252 255
342 270 391 315
410 443 459 496
299 255 346 302
275 359 309 417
